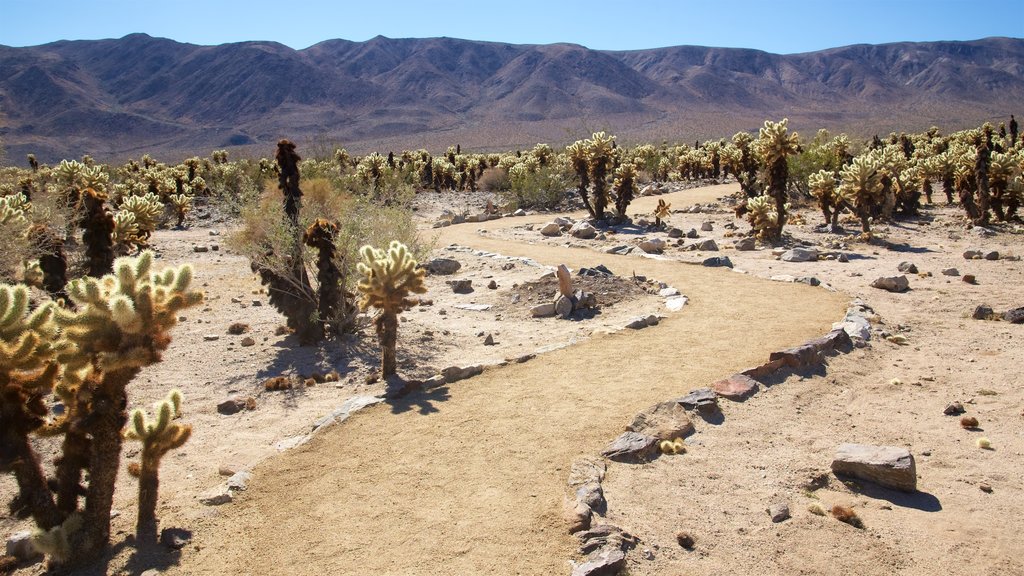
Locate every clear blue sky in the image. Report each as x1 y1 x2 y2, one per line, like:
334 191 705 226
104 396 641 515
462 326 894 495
0 0 1020 53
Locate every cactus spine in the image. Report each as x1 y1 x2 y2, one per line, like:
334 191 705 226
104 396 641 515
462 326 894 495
125 389 191 542
356 241 426 377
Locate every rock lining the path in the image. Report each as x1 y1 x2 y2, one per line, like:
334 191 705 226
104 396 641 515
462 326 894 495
831 443 918 492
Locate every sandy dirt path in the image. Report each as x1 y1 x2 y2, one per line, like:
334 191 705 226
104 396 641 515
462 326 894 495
170 184 847 575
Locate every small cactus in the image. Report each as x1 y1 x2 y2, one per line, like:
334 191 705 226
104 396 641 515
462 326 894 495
124 389 191 542
356 241 427 377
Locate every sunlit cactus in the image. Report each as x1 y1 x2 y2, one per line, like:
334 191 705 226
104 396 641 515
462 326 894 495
586 131 617 219
837 154 884 234
808 169 843 230
357 152 388 188
167 193 192 227
356 241 427 377
612 162 638 218
117 193 163 243
745 195 778 239
43 251 202 563
124 389 191 542
752 119 800 239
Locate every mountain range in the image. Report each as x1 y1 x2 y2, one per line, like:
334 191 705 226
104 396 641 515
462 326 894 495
1 34 1022 163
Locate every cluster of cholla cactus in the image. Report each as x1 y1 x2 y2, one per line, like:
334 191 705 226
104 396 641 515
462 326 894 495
124 389 191 543
356 241 426 378
566 132 621 220
0 250 202 566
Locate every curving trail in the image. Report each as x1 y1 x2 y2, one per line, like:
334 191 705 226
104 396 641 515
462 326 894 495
173 184 847 575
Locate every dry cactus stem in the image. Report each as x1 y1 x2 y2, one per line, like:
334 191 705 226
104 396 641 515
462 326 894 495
28 224 70 304
357 241 427 377
81 188 115 278
303 218 353 335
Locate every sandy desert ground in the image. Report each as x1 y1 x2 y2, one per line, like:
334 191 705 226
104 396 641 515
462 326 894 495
2 181 1023 575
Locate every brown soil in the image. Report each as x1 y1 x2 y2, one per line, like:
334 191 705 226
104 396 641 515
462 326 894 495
3 183 1023 576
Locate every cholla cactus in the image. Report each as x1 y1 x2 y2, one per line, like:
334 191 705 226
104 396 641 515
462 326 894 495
565 140 594 217
167 193 192 227
653 199 671 228
356 241 427 377
612 162 638 218
42 250 202 563
356 152 388 188
808 169 842 229
752 119 800 239
837 154 884 234
303 219 352 336
112 210 142 251
0 285 63 528
117 193 163 243
586 131 617 219
745 195 778 239
124 389 191 542
82 189 115 277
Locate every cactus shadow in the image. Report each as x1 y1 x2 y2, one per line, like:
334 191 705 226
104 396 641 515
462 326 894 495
386 384 451 416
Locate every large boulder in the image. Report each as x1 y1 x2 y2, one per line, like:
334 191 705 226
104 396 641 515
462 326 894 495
831 443 917 492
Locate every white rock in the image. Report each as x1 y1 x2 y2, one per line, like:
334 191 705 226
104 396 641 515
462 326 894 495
540 222 561 236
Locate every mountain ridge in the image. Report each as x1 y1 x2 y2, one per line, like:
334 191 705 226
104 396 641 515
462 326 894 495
1 34 1021 162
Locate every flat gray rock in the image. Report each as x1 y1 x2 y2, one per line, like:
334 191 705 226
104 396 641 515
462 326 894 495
734 237 756 251
425 258 461 275
627 401 695 440
677 388 719 412
831 443 917 492
601 431 659 462
540 222 562 236
781 247 818 262
870 275 909 292
702 256 733 268
571 548 626 576
531 302 556 317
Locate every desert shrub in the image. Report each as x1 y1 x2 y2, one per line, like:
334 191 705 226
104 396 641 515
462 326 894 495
478 167 510 192
503 161 572 210
231 176 424 336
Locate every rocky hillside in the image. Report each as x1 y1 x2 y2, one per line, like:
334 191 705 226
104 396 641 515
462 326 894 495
1 34 1021 162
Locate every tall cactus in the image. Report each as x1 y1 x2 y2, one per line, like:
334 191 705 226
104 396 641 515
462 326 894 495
587 132 617 220
566 140 595 218
303 218 352 336
753 119 800 239
808 169 843 230
81 188 115 278
612 162 638 218
356 241 426 377
125 389 191 543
